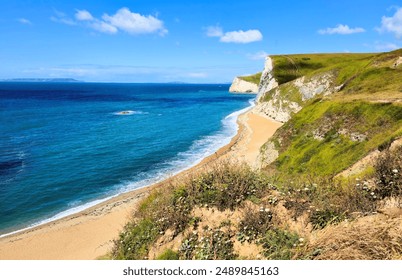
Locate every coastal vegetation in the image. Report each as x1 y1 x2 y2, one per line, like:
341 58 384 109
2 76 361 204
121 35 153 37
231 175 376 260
238 72 262 85
111 48 402 260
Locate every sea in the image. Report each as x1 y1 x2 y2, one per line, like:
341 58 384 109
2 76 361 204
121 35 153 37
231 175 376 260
0 82 254 236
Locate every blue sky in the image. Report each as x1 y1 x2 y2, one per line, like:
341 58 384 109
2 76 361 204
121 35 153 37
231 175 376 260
0 0 401 82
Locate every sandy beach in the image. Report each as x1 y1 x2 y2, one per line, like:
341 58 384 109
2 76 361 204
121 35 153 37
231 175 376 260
0 110 282 260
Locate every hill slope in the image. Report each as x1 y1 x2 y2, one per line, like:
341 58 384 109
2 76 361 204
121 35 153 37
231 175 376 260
109 49 402 260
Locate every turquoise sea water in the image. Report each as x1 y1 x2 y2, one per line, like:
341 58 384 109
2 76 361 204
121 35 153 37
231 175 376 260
0 82 254 236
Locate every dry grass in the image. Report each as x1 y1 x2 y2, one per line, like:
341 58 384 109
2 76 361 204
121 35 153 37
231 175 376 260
300 216 402 260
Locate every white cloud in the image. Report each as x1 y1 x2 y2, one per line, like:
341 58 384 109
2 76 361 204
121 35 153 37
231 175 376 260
247 51 268 60
374 42 399 51
52 7 167 36
206 26 263 44
18 18 32 25
206 25 223 37
377 7 402 38
50 10 77 26
318 24 365 35
102 8 167 35
90 20 118 34
75 10 94 21
220 29 263 44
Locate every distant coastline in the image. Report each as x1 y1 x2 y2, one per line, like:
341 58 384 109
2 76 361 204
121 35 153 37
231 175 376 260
0 78 82 83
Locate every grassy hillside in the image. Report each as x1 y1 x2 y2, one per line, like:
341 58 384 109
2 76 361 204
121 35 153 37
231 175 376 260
271 53 375 85
109 49 402 260
272 100 402 176
239 72 262 85
263 49 402 176
271 49 402 97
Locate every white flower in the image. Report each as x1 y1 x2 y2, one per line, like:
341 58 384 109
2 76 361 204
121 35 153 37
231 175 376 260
392 169 399 174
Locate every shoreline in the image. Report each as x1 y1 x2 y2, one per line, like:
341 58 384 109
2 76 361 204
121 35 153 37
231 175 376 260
0 108 282 260
0 100 254 240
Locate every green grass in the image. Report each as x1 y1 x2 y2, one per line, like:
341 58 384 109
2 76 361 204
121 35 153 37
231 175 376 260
262 82 303 105
156 249 180 260
270 50 402 97
113 219 159 260
260 228 300 260
271 53 376 85
271 100 402 176
239 72 262 85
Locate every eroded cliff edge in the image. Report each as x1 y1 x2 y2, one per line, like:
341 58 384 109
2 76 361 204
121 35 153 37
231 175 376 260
229 72 262 93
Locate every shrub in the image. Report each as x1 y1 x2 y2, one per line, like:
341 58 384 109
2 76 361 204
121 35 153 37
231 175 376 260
112 219 159 260
186 163 270 210
310 209 345 230
374 146 402 198
112 163 272 260
260 228 301 260
179 228 237 260
237 206 273 242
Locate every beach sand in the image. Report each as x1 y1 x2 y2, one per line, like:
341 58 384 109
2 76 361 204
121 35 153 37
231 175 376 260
0 110 282 260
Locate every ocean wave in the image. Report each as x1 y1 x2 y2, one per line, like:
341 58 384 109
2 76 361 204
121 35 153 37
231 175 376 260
119 97 256 192
113 110 147 116
0 98 256 238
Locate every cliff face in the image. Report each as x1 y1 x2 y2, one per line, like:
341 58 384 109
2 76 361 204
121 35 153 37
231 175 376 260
229 77 259 93
257 56 278 101
255 57 338 123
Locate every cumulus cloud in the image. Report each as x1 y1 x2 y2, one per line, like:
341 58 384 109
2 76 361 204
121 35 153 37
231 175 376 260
75 10 94 21
318 24 365 35
206 26 262 43
220 30 263 43
102 8 167 35
18 18 32 25
91 21 118 34
247 51 268 60
377 7 402 38
53 7 167 36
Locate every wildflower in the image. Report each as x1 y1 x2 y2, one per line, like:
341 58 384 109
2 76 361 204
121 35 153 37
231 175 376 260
392 169 398 174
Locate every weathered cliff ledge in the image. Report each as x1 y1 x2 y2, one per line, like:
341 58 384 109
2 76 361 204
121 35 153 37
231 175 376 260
229 77 259 93
257 56 278 101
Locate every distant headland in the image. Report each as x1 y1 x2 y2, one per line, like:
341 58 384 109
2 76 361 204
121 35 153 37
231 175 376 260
1 78 82 83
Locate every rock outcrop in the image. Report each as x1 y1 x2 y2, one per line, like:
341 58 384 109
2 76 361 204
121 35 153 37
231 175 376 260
229 77 258 93
257 56 278 101
255 67 338 122
393 56 402 68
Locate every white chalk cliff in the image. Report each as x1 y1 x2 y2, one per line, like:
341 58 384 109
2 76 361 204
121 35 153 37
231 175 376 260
254 56 339 123
257 56 278 102
229 77 259 93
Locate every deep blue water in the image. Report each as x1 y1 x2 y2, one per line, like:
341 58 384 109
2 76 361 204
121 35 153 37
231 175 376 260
0 82 253 235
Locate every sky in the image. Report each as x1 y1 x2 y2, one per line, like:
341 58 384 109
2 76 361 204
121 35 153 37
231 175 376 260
0 0 401 83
